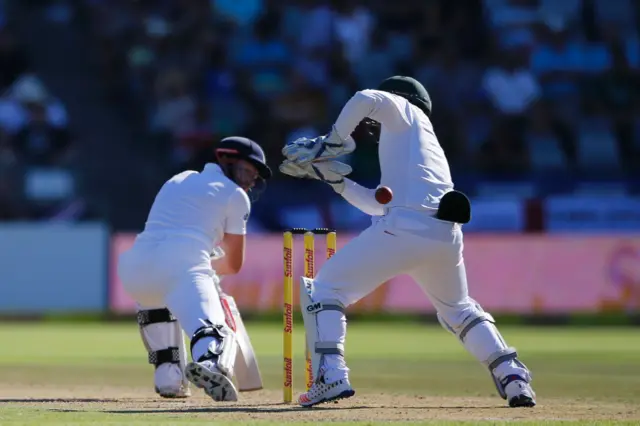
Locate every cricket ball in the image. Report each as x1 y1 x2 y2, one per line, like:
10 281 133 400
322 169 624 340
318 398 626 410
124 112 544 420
375 186 393 205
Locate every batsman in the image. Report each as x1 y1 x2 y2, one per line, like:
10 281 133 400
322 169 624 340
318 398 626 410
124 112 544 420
117 136 270 402
280 76 536 408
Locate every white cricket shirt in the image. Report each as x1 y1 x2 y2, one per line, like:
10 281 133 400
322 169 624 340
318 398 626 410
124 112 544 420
334 89 454 213
141 163 250 253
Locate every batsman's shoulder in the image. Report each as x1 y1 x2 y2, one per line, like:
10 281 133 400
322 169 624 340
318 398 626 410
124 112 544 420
228 186 251 213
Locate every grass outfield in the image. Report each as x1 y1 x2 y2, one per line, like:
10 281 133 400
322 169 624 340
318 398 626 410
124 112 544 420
0 321 638 425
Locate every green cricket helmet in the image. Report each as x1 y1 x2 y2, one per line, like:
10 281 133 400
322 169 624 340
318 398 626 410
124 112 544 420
377 75 432 117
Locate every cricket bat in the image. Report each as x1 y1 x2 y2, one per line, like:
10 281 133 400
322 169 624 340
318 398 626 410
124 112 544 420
219 290 263 392
211 246 263 392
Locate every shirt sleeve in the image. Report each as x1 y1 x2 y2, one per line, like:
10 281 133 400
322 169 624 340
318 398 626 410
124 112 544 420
333 89 413 140
224 188 251 235
340 178 385 216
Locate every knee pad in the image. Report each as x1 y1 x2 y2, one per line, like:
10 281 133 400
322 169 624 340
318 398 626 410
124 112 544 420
300 277 345 381
137 308 187 369
437 302 496 342
190 320 238 378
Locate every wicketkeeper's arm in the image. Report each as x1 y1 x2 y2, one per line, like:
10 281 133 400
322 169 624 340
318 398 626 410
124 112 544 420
333 89 412 140
338 178 385 216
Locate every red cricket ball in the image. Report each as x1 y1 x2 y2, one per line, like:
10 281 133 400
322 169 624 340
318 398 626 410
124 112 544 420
375 186 393 204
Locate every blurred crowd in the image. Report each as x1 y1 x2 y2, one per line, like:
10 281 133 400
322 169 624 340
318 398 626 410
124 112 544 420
83 0 640 179
2 0 640 224
0 0 75 221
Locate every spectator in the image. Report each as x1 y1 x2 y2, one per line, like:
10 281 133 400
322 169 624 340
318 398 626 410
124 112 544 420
592 0 636 38
483 48 540 116
150 69 196 138
529 23 584 121
270 70 327 138
484 0 541 49
0 75 68 135
524 102 569 170
332 0 374 65
211 0 264 28
575 98 619 169
233 12 290 100
419 42 484 117
283 0 334 53
293 47 331 89
352 28 396 89
538 0 581 30
175 101 216 169
10 101 73 167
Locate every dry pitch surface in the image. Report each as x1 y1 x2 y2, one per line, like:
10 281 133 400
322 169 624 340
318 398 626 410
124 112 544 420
2 387 638 425
0 322 638 425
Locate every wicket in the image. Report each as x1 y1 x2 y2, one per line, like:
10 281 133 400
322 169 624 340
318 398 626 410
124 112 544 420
283 227 337 404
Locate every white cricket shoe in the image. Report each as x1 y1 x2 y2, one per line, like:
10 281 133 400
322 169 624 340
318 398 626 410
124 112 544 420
298 368 355 408
503 375 536 407
155 384 191 398
184 360 238 402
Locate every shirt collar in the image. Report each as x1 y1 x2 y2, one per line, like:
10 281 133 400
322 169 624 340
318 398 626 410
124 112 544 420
203 163 223 174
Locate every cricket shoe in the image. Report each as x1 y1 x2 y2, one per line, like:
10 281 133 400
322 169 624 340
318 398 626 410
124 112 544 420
155 385 191 399
298 368 355 408
185 360 238 402
503 375 536 408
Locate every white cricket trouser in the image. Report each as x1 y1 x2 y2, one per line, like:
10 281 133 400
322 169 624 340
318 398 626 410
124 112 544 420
312 209 522 383
117 233 226 363
314 211 471 327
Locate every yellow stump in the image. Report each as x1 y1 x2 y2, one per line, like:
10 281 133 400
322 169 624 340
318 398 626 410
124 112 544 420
283 231 294 403
326 231 337 260
303 232 315 391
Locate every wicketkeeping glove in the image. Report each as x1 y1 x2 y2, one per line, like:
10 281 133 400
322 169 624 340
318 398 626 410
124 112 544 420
279 159 352 193
281 126 356 165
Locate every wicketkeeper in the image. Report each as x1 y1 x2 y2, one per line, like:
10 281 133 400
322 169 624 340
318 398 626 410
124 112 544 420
117 136 270 401
280 76 536 408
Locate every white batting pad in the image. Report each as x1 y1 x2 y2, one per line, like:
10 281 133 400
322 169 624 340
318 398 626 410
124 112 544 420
299 277 346 381
138 309 189 393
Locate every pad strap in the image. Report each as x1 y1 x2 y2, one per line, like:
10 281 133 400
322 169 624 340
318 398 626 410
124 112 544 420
484 347 521 400
306 299 345 314
316 342 345 356
459 316 493 341
148 347 181 366
486 347 518 370
439 309 495 342
137 308 176 326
